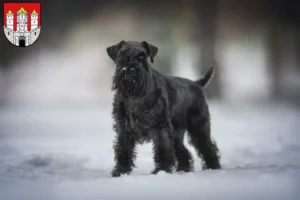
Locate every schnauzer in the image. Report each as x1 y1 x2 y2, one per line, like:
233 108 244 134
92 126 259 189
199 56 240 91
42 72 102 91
106 40 221 177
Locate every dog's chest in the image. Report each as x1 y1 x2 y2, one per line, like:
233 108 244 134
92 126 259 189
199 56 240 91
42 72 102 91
125 99 156 136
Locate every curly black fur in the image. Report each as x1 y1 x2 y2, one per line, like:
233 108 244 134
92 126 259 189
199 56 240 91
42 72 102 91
106 40 221 177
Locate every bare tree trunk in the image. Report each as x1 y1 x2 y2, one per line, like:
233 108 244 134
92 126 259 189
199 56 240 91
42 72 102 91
294 29 300 105
267 22 282 99
296 30 300 71
195 0 221 99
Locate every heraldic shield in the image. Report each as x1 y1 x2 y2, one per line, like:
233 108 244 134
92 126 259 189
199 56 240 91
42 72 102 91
3 2 41 47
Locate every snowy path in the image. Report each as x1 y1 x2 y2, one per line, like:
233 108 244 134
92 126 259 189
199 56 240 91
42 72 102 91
0 102 300 200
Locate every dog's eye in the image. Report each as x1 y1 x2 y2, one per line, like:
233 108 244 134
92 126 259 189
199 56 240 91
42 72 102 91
137 53 146 61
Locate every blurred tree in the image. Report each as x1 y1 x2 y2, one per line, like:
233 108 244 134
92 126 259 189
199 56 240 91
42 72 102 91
297 33 300 71
265 0 300 100
135 0 178 74
267 24 283 99
195 0 222 99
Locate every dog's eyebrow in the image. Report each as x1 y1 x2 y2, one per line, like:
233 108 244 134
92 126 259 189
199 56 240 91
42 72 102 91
120 48 145 60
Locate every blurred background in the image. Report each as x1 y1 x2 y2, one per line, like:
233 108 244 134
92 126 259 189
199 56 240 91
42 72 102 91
0 0 300 192
0 0 300 106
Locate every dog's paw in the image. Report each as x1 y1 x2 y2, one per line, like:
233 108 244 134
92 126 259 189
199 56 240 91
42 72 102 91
151 166 174 175
176 165 193 173
111 170 121 177
111 166 132 177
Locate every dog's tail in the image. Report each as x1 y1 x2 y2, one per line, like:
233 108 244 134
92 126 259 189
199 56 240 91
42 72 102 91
196 66 215 88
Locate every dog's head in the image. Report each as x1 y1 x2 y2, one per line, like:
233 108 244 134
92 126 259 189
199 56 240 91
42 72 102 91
106 41 158 98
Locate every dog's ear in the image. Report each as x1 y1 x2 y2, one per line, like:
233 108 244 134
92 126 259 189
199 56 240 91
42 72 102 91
141 41 158 63
106 40 125 62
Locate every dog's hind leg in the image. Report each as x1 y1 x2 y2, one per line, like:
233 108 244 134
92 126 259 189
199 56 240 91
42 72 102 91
187 111 221 170
174 131 194 172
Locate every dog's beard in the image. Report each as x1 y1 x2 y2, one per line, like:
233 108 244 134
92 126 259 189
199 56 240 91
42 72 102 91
112 66 150 98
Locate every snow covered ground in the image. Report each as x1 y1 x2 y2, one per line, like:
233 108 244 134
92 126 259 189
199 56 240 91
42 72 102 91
0 102 300 200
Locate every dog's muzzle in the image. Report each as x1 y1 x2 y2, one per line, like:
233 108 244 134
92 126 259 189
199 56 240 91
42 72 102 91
121 66 138 83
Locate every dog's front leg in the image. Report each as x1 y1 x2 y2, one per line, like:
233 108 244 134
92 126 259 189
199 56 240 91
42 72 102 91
112 118 137 177
151 127 176 174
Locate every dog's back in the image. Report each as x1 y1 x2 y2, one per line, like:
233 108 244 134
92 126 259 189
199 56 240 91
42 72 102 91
151 67 213 131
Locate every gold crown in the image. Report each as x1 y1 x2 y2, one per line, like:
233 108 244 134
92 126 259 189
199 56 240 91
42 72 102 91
17 7 27 14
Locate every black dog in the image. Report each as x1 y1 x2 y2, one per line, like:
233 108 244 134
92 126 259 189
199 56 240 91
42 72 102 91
106 40 221 177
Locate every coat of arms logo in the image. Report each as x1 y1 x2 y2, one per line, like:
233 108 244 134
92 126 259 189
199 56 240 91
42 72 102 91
3 2 41 47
